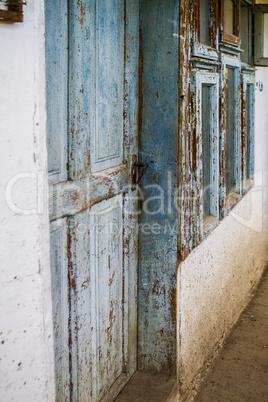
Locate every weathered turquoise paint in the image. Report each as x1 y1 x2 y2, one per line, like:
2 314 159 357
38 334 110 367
45 0 258 396
45 0 68 184
68 0 92 180
50 219 70 400
46 1 140 400
138 0 179 375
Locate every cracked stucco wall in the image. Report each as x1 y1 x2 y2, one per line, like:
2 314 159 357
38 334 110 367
0 1 55 400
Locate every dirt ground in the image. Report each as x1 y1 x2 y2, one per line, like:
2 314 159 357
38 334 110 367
195 267 268 402
116 267 268 402
116 372 176 402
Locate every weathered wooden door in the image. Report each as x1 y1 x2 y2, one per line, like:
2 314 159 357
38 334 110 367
45 1 139 400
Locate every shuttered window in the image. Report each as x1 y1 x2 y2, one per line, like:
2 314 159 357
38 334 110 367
191 71 219 244
180 2 256 257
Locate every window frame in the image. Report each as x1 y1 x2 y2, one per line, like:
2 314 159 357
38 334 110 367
180 1 256 260
221 0 241 46
191 70 220 245
192 0 219 60
240 0 253 65
254 5 268 66
241 72 255 194
0 0 23 23
220 54 241 218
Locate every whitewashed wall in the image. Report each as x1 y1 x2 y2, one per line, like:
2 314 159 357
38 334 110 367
177 67 268 398
0 2 55 401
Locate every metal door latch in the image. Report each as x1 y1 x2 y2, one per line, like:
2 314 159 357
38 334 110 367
130 154 148 191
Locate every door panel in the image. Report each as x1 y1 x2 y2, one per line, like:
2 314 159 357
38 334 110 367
45 0 139 400
138 0 179 374
69 211 92 400
93 1 125 172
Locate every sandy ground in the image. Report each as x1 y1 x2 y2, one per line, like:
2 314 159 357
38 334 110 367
195 266 268 401
116 371 176 402
116 266 268 402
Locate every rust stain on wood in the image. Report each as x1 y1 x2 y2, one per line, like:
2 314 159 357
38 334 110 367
77 0 86 27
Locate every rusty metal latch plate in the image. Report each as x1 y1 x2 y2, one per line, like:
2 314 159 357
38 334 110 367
130 154 148 191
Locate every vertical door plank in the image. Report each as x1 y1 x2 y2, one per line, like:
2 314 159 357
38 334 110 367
45 0 68 184
122 193 138 375
69 212 92 401
124 0 139 159
138 0 179 375
50 219 70 401
68 0 92 180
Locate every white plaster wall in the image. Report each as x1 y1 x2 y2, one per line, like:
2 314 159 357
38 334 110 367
177 68 268 397
0 2 55 401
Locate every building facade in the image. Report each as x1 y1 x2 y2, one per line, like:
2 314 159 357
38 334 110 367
0 1 268 401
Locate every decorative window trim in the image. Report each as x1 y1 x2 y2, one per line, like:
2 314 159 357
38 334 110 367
192 43 219 61
179 0 256 261
220 42 243 56
220 54 241 218
191 71 219 245
241 72 255 194
191 0 219 60
254 5 268 66
0 0 24 23
220 0 241 46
